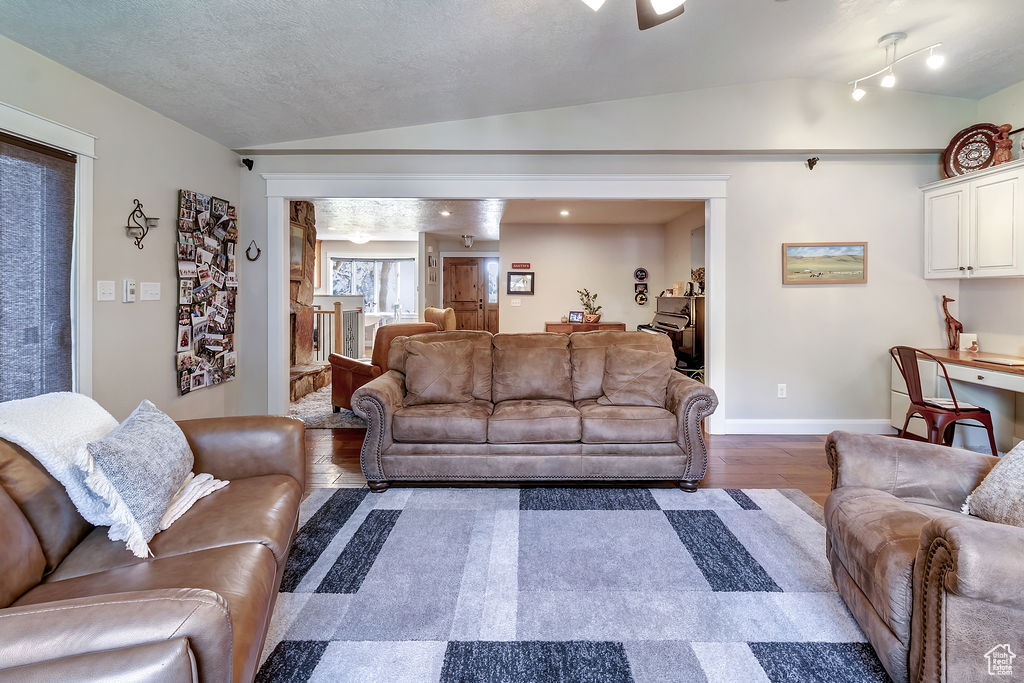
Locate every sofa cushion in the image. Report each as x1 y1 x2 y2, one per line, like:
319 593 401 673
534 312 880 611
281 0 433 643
569 331 675 401
390 331 493 401
46 474 301 582
825 487 957 644
0 439 91 573
492 333 572 403
598 345 675 407
965 441 1024 527
576 400 677 444
82 400 196 558
488 400 582 444
392 400 493 444
403 339 475 406
14 542 278 683
0 485 45 607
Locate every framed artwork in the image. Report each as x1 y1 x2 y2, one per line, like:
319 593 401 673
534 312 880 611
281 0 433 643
210 196 229 219
782 242 867 285
568 310 584 323
507 271 535 295
290 226 305 281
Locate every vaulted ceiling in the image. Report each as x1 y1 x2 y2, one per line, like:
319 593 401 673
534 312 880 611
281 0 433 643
2 0 1022 148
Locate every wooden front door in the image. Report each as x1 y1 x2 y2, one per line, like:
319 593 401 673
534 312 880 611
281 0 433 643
443 257 499 333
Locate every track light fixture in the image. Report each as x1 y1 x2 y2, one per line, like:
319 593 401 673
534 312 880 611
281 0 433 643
848 32 944 102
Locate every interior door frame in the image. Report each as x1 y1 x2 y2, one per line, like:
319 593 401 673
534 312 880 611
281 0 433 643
263 173 728 433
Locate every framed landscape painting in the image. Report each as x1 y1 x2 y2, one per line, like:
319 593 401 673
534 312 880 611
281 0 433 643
782 242 867 285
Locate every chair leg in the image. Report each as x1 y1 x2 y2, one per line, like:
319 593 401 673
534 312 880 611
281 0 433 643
942 421 956 447
978 413 999 457
899 411 914 439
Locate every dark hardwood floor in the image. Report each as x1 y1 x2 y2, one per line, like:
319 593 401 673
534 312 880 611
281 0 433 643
304 429 832 505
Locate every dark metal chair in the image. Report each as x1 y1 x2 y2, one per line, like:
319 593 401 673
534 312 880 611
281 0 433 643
889 346 998 456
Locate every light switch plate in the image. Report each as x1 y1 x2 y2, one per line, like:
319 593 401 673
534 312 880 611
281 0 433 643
510 299 521 307
122 279 136 303
139 282 161 301
96 280 115 301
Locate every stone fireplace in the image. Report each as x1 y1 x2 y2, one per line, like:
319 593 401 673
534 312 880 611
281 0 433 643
289 201 330 401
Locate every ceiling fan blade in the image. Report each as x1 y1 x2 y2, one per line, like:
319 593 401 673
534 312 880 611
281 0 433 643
636 0 686 30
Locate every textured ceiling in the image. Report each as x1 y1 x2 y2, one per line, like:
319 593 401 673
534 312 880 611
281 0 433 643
312 198 698 242
2 0 1023 148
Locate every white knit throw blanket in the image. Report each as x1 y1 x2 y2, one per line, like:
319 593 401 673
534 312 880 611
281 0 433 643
0 393 228 552
0 392 118 526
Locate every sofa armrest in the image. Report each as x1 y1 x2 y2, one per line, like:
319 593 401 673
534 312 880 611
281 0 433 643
351 370 406 483
177 416 305 492
665 373 719 485
911 515 1024 682
826 431 996 511
0 589 232 682
0 637 196 682
328 353 381 379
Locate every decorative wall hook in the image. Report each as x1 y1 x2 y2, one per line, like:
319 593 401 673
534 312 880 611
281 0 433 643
125 198 158 249
245 239 262 261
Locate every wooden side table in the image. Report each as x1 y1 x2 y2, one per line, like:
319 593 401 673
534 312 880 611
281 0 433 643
544 321 628 333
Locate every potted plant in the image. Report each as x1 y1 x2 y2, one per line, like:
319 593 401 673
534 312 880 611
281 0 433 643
576 288 603 323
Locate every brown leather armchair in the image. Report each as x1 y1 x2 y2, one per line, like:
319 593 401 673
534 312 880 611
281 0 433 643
329 322 438 411
424 306 457 330
825 431 1021 683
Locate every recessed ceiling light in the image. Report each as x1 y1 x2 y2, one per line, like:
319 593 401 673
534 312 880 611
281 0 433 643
440 210 451 217
560 209 570 217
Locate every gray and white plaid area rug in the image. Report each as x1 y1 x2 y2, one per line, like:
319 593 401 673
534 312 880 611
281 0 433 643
257 487 888 683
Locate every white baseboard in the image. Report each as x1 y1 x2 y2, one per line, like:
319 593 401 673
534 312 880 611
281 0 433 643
722 419 895 435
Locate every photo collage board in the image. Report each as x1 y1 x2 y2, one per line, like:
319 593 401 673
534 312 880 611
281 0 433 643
175 189 238 395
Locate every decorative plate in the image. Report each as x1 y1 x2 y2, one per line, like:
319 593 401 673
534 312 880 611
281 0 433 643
633 267 649 282
942 123 999 178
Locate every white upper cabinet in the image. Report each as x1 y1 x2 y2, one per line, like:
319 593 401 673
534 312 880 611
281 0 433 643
922 159 1024 279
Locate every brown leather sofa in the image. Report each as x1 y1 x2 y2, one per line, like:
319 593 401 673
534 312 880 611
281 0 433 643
0 416 305 683
825 431 1022 683
424 306 457 330
352 330 718 491
328 322 438 411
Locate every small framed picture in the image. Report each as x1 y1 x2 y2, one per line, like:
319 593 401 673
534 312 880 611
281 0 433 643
782 242 867 285
568 310 584 323
507 271 535 295
634 283 648 294
290 226 305 281
210 196 229 219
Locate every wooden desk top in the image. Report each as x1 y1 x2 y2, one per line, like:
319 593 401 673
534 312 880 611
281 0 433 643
922 348 1024 377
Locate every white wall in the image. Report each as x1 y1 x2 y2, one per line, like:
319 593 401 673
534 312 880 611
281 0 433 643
664 209 700 289
0 35 240 420
691 227 706 272
246 79 978 154
498 223 666 333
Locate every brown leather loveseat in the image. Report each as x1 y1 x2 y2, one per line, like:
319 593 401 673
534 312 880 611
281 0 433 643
0 416 305 682
825 431 1023 683
352 330 718 491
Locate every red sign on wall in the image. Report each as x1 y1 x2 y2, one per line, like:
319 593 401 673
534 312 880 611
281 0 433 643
510 263 531 270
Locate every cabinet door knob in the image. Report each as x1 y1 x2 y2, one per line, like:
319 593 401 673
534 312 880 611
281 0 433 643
967 265 974 270
978 375 984 380
959 266 966 271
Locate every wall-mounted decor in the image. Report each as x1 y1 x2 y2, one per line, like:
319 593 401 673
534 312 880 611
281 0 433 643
635 282 648 305
507 271 534 295
176 189 238 395
633 267 648 282
782 242 867 285
942 123 999 178
125 198 159 249
289 226 305 281
511 262 531 270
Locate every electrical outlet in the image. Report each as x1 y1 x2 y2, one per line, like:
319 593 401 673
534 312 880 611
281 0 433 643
777 383 787 399
96 280 115 301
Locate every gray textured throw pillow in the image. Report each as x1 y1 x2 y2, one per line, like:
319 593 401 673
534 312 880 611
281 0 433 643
966 441 1024 528
82 400 194 557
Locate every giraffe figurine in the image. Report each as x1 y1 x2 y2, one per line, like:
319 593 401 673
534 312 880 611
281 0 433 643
942 295 963 351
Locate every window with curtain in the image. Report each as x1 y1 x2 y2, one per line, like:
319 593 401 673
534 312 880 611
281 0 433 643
0 132 77 401
331 258 416 315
